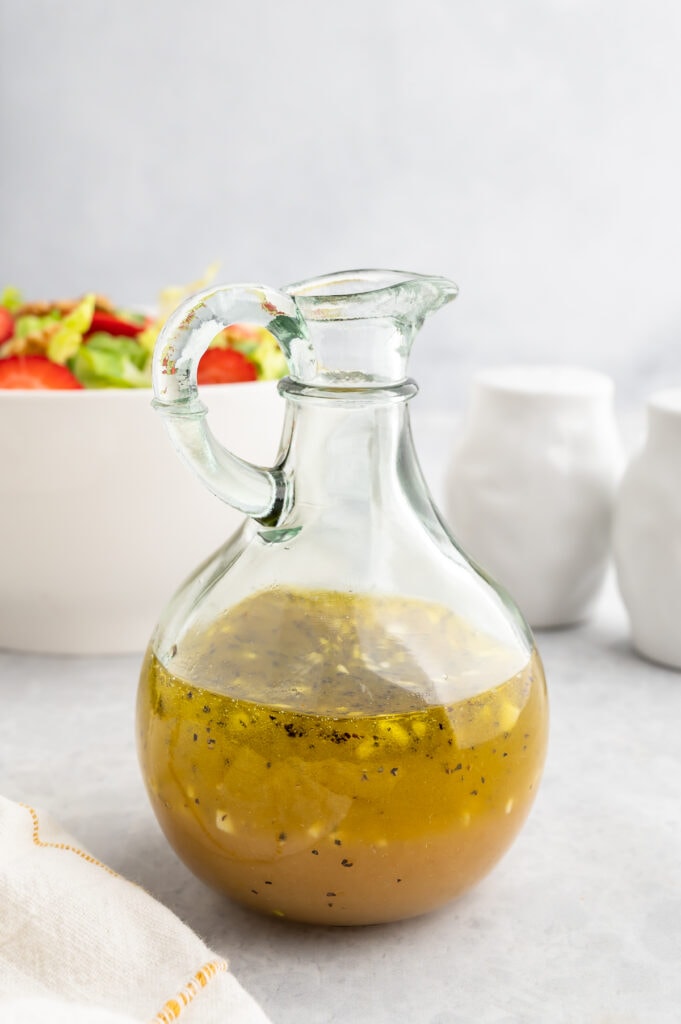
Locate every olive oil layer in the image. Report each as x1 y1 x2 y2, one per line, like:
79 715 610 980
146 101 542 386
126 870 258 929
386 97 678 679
138 589 548 925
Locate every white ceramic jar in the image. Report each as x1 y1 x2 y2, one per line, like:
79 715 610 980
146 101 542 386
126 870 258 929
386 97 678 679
444 366 622 628
613 389 681 669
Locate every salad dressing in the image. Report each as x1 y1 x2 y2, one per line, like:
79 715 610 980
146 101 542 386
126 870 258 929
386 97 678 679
138 588 548 925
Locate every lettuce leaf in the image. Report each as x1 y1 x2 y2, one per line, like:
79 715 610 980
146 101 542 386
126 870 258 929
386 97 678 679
47 294 96 364
14 311 61 338
69 333 151 388
0 286 22 313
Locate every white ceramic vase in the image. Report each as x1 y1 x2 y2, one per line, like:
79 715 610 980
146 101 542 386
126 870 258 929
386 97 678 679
613 389 681 669
444 366 623 628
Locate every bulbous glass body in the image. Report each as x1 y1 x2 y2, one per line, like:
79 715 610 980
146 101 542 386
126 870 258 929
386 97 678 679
137 271 549 925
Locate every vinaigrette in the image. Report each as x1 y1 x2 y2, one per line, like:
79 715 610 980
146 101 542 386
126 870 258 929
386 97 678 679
137 589 548 925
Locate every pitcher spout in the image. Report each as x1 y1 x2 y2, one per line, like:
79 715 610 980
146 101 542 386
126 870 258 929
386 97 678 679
282 269 458 388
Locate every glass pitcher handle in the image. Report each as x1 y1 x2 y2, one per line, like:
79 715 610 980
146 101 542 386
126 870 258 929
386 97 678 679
151 283 308 525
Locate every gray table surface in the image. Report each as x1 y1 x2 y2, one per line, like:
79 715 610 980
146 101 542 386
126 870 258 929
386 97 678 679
2 415 680 1024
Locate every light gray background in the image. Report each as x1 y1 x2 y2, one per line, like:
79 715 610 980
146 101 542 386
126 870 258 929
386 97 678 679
2 9 681 1019
2 0 681 409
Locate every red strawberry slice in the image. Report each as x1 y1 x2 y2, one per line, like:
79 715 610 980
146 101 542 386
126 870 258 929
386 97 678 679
86 311 146 338
0 355 83 390
197 348 257 385
0 307 14 345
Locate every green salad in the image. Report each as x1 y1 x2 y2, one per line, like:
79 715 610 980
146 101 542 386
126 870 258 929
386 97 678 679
0 270 287 390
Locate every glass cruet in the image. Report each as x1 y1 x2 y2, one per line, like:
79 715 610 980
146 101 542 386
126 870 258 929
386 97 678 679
136 269 549 926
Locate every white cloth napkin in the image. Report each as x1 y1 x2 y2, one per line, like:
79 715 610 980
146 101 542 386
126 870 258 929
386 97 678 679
0 796 271 1024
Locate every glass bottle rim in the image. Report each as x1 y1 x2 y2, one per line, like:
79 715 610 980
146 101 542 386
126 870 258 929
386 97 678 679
283 269 457 322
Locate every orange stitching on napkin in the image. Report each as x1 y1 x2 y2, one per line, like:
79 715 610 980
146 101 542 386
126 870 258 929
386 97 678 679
19 804 228 1019
20 803 119 878
149 958 229 1023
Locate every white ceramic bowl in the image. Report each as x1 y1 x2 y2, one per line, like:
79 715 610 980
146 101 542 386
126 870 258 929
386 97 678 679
0 381 284 654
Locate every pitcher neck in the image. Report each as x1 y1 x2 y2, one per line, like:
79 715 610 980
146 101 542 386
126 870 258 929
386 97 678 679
276 379 419 517
288 315 414 389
